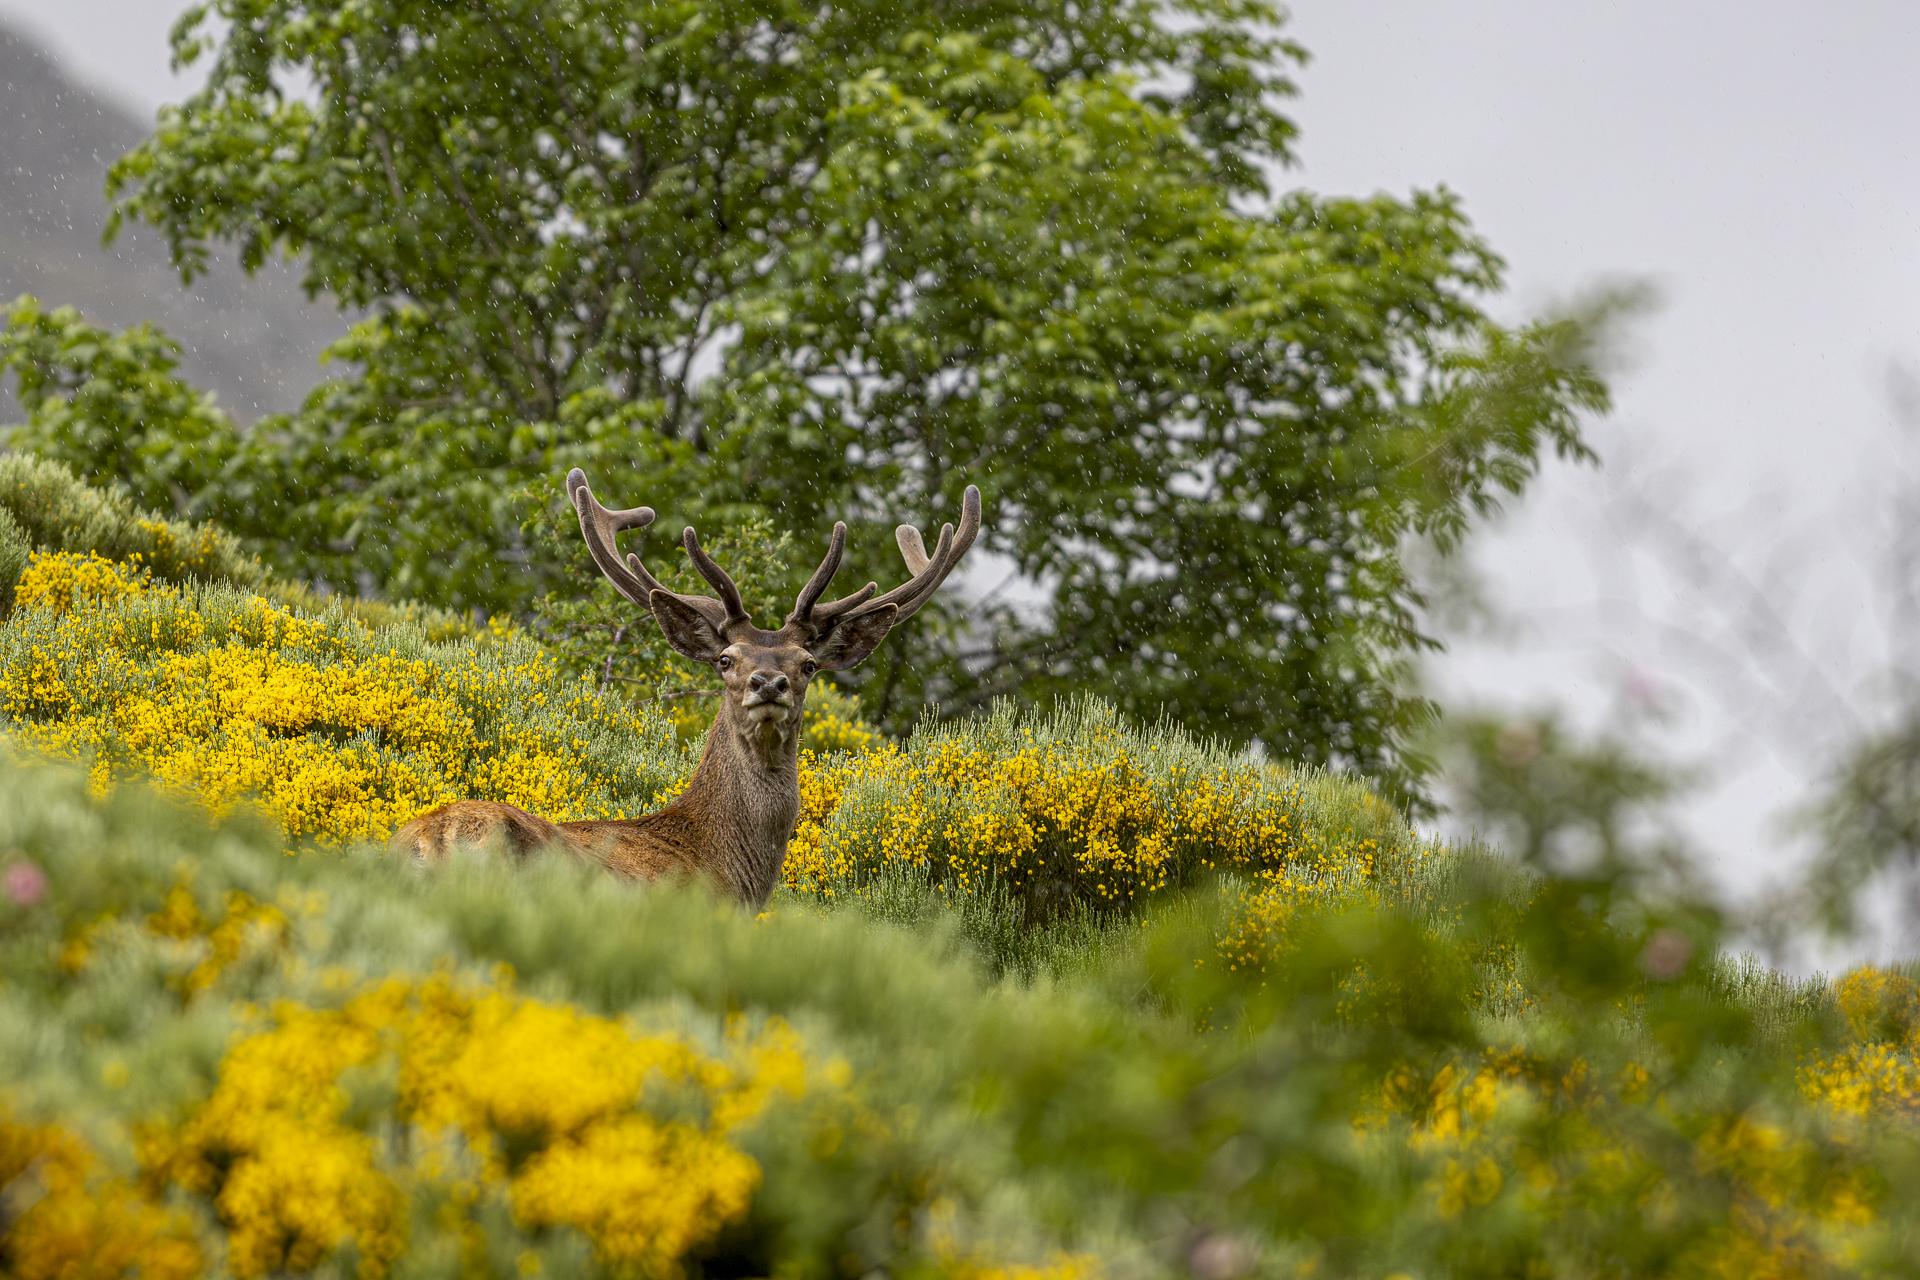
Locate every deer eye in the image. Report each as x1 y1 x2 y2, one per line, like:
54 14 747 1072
717 654 735 672
801 660 819 677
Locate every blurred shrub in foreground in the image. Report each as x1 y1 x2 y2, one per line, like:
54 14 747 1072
6 747 1920 1277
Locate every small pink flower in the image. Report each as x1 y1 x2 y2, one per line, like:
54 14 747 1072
1640 928 1692 980
1188 1232 1256 1280
4 859 48 907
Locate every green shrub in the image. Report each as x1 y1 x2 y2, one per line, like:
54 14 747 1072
6 750 1920 1278
0 451 261 603
0 504 25 605
0 572 692 843
0 451 471 638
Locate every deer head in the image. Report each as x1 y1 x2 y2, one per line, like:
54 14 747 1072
566 469 981 744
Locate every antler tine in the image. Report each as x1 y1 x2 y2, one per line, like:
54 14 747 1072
681 526 751 625
809 524 949 625
789 520 856 626
568 467 664 606
568 468 739 631
870 522 958 619
813 485 982 626
896 523 934 575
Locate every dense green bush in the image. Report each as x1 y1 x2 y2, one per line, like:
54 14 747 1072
0 450 262 603
0 451 470 637
7 744 1920 1278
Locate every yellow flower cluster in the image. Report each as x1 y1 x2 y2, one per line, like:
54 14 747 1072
3 553 674 843
131 515 235 578
787 729 1414 921
1834 965 1920 1042
0 1111 203 1280
1360 1050 1878 1267
1802 1041 1920 1119
11 549 151 614
144 883 290 996
798 682 885 754
1800 966 1920 1117
1365 1050 1592 1144
1215 851 1383 973
141 976 817 1276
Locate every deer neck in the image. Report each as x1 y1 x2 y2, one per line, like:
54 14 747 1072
675 699 802 906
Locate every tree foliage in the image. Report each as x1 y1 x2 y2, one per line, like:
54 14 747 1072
0 297 237 521
8 0 1615 800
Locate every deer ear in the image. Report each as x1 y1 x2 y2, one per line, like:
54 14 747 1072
649 591 728 663
810 605 899 671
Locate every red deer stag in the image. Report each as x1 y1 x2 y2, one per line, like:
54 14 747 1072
390 468 981 908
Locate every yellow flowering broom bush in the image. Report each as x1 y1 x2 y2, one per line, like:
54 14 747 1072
3 540 1417 942
1798 965 1920 1118
783 699 1431 946
0 756 1159 1277
0 452 258 603
0 554 693 842
7 750 1920 1278
137 977 810 1277
0 1111 203 1280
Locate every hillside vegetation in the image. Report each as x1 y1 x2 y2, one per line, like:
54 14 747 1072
5 461 1920 1278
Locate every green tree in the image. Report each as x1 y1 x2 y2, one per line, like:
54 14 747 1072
15 0 1614 800
0 297 237 520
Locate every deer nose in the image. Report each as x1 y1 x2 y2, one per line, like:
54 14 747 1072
749 671 789 696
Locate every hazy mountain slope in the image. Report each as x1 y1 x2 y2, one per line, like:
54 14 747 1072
0 19 337 421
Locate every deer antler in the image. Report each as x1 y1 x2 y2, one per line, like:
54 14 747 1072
680 526 751 627
567 468 752 634
789 485 982 634
787 520 875 630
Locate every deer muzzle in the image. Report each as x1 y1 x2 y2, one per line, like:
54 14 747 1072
743 671 796 721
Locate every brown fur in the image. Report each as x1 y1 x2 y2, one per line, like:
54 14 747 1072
389 640 814 907
387 470 980 909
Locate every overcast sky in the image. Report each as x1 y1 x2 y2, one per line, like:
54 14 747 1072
6 0 1918 944
1285 1 1920 937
